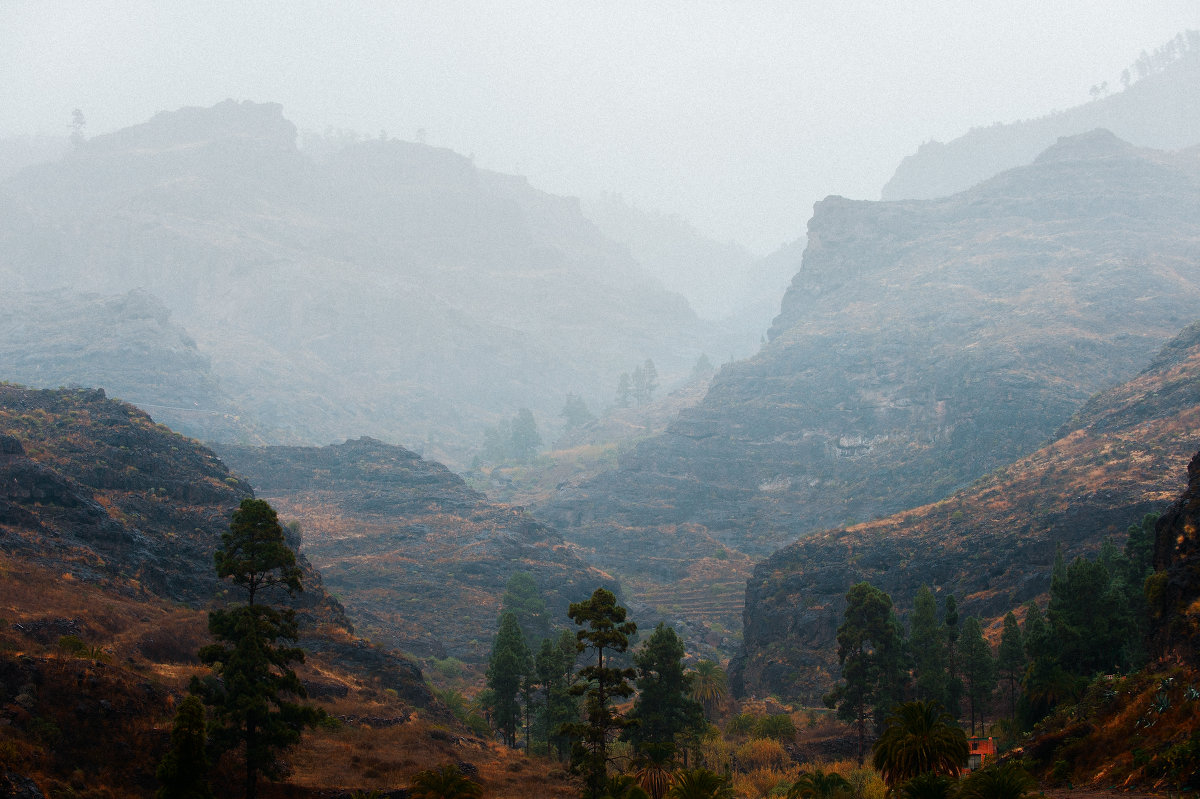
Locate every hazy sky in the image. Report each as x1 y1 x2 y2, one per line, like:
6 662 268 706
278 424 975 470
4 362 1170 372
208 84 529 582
3 1 1198 252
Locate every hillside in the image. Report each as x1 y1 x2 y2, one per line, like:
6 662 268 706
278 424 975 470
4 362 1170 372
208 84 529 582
539 131 1200 644
0 99 724 464
216 438 613 661
882 37 1200 200
731 318 1200 701
0 289 263 444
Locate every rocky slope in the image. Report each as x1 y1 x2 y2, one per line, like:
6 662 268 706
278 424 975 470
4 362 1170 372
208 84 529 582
0 290 262 444
0 100 721 464
732 318 1200 701
0 385 434 707
541 132 1200 596
882 38 1200 200
216 438 613 660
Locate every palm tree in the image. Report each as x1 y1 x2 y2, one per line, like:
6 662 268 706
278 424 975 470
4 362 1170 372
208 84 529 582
955 763 1035 799
871 701 968 793
602 775 652 799
788 768 852 799
408 763 484 799
666 768 734 799
689 661 728 718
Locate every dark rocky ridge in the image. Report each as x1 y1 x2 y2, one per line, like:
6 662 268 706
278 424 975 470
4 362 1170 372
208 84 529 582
217 438 613 660
541 132 1200 590
731 318 1200 701
1149 448 1200 666
0 385 437 709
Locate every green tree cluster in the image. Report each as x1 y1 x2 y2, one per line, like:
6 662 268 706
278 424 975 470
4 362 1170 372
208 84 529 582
481 407 542 464
616 359 659 408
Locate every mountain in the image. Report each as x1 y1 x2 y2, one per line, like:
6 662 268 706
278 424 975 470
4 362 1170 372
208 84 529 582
732 318 1200 701
216 437 613 661
0 100 721 463
540 132 1200 628
882 36 1200 200
0 289 262 444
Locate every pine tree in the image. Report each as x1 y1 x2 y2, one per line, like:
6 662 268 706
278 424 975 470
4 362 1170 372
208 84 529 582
996 612 1024 723
502 571 552 646
824 582 906 765
616 373 632 408
561 393 596 430
193 499 323 799
510 408 542 463
156 695 212 799
942 595 963 719
487 611 531 747
561 588 637 799
960 617 996 736
642 359 659 402
536 630 578 759
631 366 648 406
625 624 705 763
909 586 948 708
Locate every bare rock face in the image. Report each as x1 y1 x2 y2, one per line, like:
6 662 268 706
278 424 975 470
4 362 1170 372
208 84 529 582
543 132 1200 588
1149 450 1200 665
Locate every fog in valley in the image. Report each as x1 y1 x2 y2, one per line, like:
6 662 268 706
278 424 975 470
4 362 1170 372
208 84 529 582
6 5 1200 791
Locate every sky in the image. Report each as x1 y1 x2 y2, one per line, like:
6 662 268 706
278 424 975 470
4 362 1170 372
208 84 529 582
2 1 1198 253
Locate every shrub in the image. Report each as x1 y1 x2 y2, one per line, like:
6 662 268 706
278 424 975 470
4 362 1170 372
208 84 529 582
756 713 797 742
736 737 788 771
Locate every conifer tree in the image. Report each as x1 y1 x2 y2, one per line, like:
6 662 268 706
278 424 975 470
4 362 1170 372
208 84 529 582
909 586 948 708
824 582 906 764
625 624 705 763
502 571 552 646
942 595 963 719
960 617 996 736
487 611 531 747
642 359 659 402
536 630 579 759
996 612 1025 723
156 695 212 799
193 499 322 799
510 408 542 463
616 373 632 408
561 588 637 799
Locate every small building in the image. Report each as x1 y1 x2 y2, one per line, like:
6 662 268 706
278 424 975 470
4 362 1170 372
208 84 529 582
966 737 996 772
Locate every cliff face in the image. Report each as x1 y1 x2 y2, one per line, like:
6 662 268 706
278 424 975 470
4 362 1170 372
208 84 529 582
733 318 1200 700
1149 449 1200 665
217 438 612 660
0 100 717 463
542 132 1200 591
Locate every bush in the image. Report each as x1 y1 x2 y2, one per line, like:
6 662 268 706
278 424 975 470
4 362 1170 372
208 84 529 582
726 712 759 737
755 713 797 742
736 737 788 771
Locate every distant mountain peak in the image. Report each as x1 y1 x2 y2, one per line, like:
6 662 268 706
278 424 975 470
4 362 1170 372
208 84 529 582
83 99 296 155
1034 128 1135 164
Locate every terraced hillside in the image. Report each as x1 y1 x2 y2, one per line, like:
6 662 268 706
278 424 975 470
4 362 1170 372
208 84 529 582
732 318 1200 701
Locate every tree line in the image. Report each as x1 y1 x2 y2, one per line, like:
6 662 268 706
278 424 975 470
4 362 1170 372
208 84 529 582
485 573 738 798
824 513 1158 764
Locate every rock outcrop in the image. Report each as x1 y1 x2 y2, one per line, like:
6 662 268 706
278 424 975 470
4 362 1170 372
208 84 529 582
543 133 1200 595
1149 449 1200 665
217 438 613 660
732 317 1200 700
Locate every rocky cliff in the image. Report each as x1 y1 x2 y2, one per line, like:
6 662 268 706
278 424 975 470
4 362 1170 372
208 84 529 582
217 438 613 660
543 132 1200 595
0 99 721 464
1149 448 1200 666
732 318 1200 700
